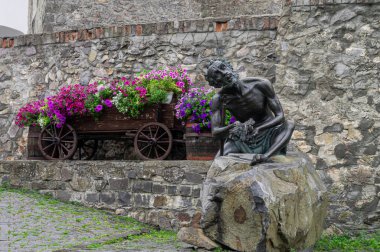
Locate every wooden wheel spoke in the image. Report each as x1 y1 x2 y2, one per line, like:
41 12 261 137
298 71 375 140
137 140 150 143
61 140 75 144
53 125 58 137
148 126 153 138
42 142 55 151
156 144 167 153
58 126 64 137
41 137 55 142
45 129 54 138
61 129 74 139
140 143 152 152
147 146 153 157
154 147 159 158
60 144 71 153
140 132 151 140
57 145 63 158
157 140 170 144
51 145 57 157
154 127 160 138
156 132 167 141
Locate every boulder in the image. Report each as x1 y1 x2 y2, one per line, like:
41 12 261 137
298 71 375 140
200 152 328 252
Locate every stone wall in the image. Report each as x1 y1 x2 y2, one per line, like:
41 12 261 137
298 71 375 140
0 160 210 230
276 1 380 233
0 16 278 160
28 0 283 33
28 0 47 34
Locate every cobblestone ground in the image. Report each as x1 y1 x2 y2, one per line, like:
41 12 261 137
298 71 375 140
0 188 193 252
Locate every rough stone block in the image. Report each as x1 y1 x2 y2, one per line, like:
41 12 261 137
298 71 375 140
85 193 99 203
153 195 168 208
55 190 71 201
118 192 132 206
179 186 192 197
167 185 177 195
134 194 150 207
132 180 152 193
100 193 116 204
184 172 204 184
109 178 129 190
192 188 201 198
200 152 328 252
152 183 166 194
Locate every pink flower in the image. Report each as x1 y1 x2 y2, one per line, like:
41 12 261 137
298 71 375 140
95 104 103 112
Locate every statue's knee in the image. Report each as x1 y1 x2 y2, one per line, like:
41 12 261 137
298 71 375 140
286 120 295 132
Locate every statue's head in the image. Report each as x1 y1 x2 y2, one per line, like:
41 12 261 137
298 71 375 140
205 59 239 88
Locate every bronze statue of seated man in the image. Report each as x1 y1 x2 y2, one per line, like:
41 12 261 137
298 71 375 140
205 59 295 165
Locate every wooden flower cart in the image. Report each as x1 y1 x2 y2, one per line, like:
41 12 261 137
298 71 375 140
27 102 184 160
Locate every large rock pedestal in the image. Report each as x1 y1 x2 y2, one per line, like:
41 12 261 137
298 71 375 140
201 152 328 252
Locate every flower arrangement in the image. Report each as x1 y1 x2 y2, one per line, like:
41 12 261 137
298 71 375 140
16 83 91 128
175 87 235 133
16 66 193 128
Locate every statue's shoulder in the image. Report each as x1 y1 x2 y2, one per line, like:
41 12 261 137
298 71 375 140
241 77 275 97
241 77 271 86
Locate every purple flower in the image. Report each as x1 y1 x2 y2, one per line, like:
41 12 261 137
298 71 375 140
95 104 103 112
192 124 201 134
200 99 207 106
229 116 236 124
104 99 112 108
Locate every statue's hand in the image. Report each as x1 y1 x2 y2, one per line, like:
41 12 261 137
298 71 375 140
252 127 260 137
250 154 267 166
229 121 242 141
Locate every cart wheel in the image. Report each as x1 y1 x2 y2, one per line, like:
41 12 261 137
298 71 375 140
134 122 173 160
72 139 98 160
38 123 78 160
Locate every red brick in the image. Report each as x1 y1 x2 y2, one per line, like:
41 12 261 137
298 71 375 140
70 32 78 41
59 32 65 43
8 39 14 48
95 28 104 38
136 25 142 36
2 39 7 48
262 17 271 30
270 17 279 29
124 25 131 36
215 21 228 32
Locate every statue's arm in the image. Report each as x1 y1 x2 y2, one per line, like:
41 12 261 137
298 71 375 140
255 80 285 132
211 94 235 139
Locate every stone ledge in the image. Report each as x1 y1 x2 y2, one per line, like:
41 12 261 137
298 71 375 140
286 0 380 7
0 15 279 48
0 160 210 230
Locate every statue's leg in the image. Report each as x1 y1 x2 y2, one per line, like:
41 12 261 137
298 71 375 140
265 120 295 158
215 139 240 157
251 122 294 165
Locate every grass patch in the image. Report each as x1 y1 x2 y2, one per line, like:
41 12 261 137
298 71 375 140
314 232 380 251
127 229 177 243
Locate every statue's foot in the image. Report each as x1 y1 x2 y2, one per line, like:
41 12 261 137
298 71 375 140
250 154 267 166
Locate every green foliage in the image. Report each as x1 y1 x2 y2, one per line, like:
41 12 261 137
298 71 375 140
314 232 380 251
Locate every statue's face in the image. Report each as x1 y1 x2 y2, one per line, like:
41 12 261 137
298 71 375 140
206 61 236 88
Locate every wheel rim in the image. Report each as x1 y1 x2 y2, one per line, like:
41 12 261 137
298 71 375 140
134 122 172 160
72 139 98 160
38 123 78 160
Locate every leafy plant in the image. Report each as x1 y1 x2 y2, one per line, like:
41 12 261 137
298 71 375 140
175 87 235 133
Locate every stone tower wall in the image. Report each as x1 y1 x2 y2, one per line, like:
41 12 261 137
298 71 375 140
28 0 283 33
276 0 380 233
